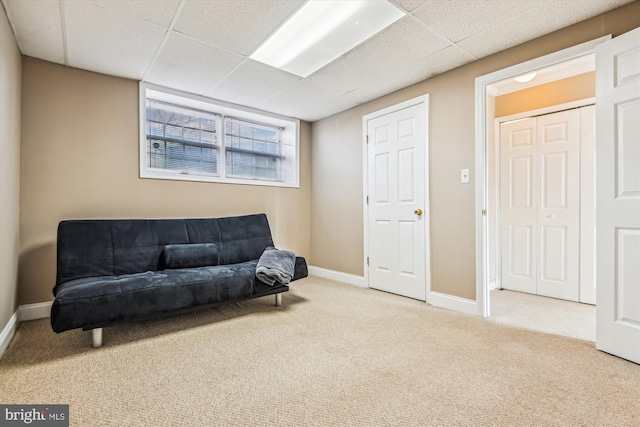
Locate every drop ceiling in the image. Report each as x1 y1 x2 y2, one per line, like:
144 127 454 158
2 0 633 122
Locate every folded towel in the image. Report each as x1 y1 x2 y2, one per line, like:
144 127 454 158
256 246 295 286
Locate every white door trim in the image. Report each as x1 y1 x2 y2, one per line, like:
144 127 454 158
494 98 596 123
475 35 611 317
363 94 431 298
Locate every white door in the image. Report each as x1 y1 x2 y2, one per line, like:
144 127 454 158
500 118 538 295
536 109 581 301
595 27 640 364
500 109 581 301
367 101 428 301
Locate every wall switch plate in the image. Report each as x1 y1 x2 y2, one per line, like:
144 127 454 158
461 168 470 184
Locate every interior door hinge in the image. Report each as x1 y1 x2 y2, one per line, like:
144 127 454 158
367 257 369 266
366 196 369 205
366 135 369 144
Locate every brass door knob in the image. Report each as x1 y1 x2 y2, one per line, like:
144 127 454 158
414 209 423 216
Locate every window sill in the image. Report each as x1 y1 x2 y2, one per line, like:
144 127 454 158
139 170 300 189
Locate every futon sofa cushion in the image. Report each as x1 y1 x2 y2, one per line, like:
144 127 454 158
51 261 258 332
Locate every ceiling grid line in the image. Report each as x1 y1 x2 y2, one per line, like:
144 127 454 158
140 0 186 82
3 0 633 122
59 0 68 66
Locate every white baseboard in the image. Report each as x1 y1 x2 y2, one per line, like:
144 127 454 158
0 311 19 360
488 281 497 291
19 301 53 322
427 291 477 316
308 267 478 316
308 266 366 288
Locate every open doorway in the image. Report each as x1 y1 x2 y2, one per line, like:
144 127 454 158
473 35 611 319
483 56 598 340
476 28 640 363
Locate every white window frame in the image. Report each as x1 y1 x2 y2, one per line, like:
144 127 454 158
139 82 300 188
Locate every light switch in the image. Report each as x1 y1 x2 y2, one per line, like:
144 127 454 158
461 169 470 184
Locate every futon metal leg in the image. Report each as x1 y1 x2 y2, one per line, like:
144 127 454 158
91 328 103 348
275 293 282 307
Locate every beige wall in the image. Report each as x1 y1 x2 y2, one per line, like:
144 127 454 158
495 72 595 117
19 59 311 305
0 5 22 332
310 2 640 300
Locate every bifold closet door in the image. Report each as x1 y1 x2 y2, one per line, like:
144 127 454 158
500 117 538 295
536 109 580 301
500 109 581 301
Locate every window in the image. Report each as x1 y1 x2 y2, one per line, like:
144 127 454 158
224 117 283 181
140 83 299 187
146 100 220 176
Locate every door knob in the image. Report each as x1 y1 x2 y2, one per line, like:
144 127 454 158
414 209 423 216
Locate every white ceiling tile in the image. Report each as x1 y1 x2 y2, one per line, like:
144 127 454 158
413 0 547 43
539 0 635 24
4 0 634 122
303 92 371 122
456 23 533 60
3 0 65 64
308 16 451 92
64 1 166 79
354 46 475 99
206 59 301 107
458 0 635 59
393 0 429 13
92 0 182 28
145 32 244 95
174 0 305 56
259 80 348 121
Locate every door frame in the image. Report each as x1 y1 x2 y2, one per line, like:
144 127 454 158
474 36 611 317
493 99 595 301
362 94 431 297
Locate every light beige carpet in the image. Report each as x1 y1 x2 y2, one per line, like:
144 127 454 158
1 276 638 426
488 289 596 342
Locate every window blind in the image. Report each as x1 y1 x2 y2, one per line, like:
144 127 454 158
224 117 284 181
146 99 220 176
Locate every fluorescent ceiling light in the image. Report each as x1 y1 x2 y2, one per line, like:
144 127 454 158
514 72 537 83
250 0 405 77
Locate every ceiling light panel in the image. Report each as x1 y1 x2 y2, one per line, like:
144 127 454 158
250 0 405 77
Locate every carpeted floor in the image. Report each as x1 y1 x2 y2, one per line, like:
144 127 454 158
488 288 596 342
1 276 638 426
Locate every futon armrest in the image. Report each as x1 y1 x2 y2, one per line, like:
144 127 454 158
293 256 308 281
